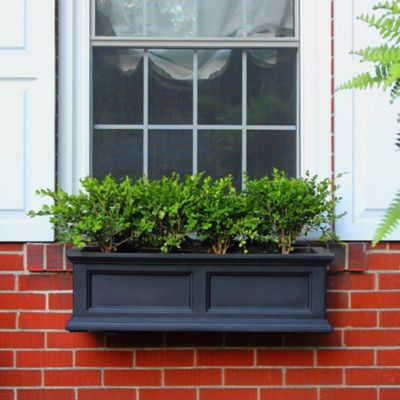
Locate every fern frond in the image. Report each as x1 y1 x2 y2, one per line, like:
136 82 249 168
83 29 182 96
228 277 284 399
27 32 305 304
373 189 400 245
337 72 385 91
354 45 400 64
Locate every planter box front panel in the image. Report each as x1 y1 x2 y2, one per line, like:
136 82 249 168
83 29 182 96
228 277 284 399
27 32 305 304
67 249 333 333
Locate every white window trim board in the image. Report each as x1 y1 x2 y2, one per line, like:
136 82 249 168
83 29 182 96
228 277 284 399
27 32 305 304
58 0 332 190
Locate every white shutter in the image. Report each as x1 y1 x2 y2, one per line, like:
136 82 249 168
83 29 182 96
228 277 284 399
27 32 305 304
0 0 55 241
334 0 400 240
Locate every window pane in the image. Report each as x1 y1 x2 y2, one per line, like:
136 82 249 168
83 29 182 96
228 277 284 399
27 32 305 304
93 130 143 181
93 48 143 124
148 130 192 179
196 0 243 37
96 0 144 36
95 0 295 38
247 0 294 38
246 130 296 178
147 0 195 37
148 49 193 124
198 130 242 189
198 49 242 125
247 48 296 125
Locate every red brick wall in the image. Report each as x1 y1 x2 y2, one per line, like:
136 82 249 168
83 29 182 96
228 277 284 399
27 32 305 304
0 242 400 400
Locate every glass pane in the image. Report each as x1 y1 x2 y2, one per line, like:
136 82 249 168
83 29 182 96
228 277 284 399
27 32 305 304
96 0 144 37
247 0 294 37
147 0 195 37
148 49 193 124
93 48 143 124
198 49 242 125
148 130 192 178
246 130 296 179
93 130 143 181
196 0 243 37
247 48 296 126
198 130 242 189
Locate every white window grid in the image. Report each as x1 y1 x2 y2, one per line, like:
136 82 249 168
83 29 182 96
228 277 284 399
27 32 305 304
90 0 300 184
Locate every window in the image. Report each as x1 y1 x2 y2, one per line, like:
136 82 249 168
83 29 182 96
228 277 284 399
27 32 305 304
91 0 299 188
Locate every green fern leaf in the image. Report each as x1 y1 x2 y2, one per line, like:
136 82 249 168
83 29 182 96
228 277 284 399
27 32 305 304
373 189 400 245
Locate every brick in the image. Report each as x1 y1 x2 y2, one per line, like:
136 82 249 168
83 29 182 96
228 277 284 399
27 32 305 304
0 390 13 400
345 330 400 346
379 273 400 289
0 293 45 310
0 370 41 387
367 254 400 270
16 350 72 367
140 389 196 400
381 388 400 400
48 293 72 310
47 332 103 348
327 311 377 327
320 388 377 400
0 312 17 329
0 275 15 290
284 330 342 347
352 292 400 309
27 244 44 271
0 243 23 252
76 350 133 367
164 369 221 386
377 349 400 366
257 350 313 366
346 368 400 385
317 350 374 366
260 389 317 400
197 350 253 366
225 369 282 386
19 274 72 291
0 254 23 271
19 312 70 329
136 350 193 367
0 351 13 367
380 311 400 327
18 389 74 400
79 389 136 400
327 273 374 290
0 332 44 348
326 291 349 309
104 370 161 387
165 332 223 347
45 370 101 386
327 243 346 272
286 368 343 385
106 332 164 348
367 242 387 250
200 389 257 400
348 242 367 271
388 243 400 250
46 244 64 271
225 333 283 347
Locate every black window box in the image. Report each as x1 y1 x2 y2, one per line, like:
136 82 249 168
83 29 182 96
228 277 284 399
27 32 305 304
66 247 333 333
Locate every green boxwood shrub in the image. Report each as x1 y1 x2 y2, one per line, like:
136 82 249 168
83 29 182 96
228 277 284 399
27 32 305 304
29 171 342 254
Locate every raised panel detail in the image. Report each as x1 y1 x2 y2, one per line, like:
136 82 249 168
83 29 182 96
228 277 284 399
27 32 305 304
0 0 26 48
90 273 192 310
208 274 310 311
0 89 25 210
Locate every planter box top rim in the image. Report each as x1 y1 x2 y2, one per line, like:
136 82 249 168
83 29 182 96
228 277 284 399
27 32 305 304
67 246 334 262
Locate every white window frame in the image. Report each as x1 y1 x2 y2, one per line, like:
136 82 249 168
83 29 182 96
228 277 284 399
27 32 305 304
58 0 332 193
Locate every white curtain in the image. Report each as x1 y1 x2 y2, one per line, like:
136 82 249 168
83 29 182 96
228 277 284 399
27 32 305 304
97 0 293 79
